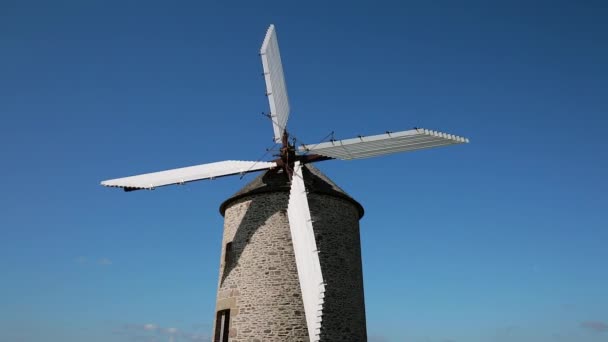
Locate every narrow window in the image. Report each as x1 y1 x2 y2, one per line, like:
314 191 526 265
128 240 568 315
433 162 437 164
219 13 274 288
214 309 230 342
224 242 233 266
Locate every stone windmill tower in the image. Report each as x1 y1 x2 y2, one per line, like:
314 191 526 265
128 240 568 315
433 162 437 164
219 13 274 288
101 25 469 342
215 165 366 341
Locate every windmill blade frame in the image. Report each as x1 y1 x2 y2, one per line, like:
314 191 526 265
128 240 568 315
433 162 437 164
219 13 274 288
100 24 470 342
287 161 325 342
298 128 469 160
261 24 291 143
101 160 277 191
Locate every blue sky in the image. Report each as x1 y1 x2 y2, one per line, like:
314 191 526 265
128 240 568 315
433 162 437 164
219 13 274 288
1 1 607 341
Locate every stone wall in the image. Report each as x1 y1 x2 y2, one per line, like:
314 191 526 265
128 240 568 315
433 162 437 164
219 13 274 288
213 167 367 341
216 192 309 341
308 194 367 341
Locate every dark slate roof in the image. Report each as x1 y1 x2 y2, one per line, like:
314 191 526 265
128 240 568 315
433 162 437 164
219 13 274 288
219 164 364 218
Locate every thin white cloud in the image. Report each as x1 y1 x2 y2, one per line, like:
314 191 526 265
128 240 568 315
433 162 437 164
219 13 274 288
581 320 608 332
75 256 88 264
98 257 112 265
143 323 157 331
163 327 178 334
118 322 211 342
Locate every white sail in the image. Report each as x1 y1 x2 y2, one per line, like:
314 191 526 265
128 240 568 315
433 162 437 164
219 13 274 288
287 162 325 342
101 160 276 190
261 24 291 143
299 128 469 160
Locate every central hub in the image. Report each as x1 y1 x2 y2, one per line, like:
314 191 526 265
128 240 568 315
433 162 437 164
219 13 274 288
279 130 297 178
272 130 333 179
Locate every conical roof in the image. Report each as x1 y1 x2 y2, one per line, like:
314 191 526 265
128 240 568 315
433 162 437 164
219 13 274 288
219 164 364 218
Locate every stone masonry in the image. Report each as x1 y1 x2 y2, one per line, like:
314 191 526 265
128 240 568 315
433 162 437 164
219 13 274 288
214 165 367 341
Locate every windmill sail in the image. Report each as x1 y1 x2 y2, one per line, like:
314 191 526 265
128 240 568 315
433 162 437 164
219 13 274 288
299 128 469 160
100 24 470 342
261 24 291 143
101 160 277 191
287 161 325 342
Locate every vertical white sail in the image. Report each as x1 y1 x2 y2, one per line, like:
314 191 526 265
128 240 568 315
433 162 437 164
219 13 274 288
287 162 325 341
261 24 291 143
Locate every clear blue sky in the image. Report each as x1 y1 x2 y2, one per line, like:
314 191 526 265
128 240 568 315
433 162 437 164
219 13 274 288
1 1 607 341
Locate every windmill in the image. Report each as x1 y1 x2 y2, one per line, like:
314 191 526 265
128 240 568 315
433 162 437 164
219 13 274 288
102 25 469 342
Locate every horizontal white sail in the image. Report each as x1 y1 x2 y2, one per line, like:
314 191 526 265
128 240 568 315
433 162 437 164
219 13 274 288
101 160 277 190
299 128 469 160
